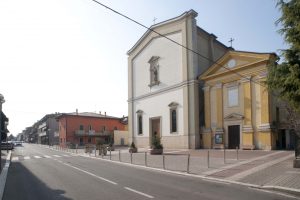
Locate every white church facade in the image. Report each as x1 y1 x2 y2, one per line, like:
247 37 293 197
127 10 229 149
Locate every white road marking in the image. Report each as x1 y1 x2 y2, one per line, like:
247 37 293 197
34 156 41 159
124 187 154 199
53 155 61 158
62 155 70 157
11 157 19 161
24 156 30 160
52 159 117 185
44 155 51 158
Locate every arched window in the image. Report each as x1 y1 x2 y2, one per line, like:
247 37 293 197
168 102 179 133
136 110 144 135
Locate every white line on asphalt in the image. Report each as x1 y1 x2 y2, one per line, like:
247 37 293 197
62 155 70 157
24 156 30 160
11 157 19 161
52 158 118 185
53 155 61 158
44 155 51 158
124 187 154 199
34 156 42 159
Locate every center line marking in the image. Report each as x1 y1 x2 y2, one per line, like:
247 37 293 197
124 187 154 199
53 159 117 185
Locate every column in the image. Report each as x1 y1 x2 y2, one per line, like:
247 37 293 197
241 77 254 149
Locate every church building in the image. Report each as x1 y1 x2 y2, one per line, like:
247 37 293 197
127 9 295 150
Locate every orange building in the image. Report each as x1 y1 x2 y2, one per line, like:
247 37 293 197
56 112 126 147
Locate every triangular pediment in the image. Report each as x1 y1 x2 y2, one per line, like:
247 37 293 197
200 51 274 81
224 113 244 121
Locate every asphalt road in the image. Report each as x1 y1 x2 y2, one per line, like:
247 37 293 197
2 144 298 200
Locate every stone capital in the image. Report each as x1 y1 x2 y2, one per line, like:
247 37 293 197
215 82 223 89
240 76 252 83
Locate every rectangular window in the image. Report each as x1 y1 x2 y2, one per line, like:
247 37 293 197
88 137 91 143
89 125 92 131
138 115 143 135
170 109 177 133
228 87 239 107
79 125 84 130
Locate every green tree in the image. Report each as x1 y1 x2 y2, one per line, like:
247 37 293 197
267 0 300 164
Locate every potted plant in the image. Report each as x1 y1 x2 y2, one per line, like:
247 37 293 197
129 142 138 153
107 141 115 151
150 135 163 155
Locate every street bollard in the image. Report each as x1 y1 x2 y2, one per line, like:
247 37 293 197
76 146 78 154
109 149 111 160
163 155 165 170
94 147 96 157
145 152 147 166
236 146 239 160
187 154 190 173
207 150 210 168
102 149 104 159
119 150 121 162
130 152 133 164
224 148 226 164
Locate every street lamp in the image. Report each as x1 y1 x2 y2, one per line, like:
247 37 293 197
0 94 5 168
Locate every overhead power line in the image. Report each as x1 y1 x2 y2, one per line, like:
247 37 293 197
90 0 269 88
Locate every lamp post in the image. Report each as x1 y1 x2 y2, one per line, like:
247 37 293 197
0 94 5 168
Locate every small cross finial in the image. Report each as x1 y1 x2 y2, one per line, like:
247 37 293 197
153 17 157 25
229 38 234 47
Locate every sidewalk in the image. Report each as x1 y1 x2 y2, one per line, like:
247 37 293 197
0 151 8 174
48 145 300 195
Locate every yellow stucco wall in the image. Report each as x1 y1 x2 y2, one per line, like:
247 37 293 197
200 51 275 150
202 133 212 149
114 130 129 146
258 131 272 150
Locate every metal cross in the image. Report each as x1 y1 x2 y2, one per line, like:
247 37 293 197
229 38 234 47
153 17 157 25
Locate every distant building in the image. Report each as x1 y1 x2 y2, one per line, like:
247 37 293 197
56 112 126 147
37 114 59 145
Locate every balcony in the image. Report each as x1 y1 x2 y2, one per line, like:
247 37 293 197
74 130 112 137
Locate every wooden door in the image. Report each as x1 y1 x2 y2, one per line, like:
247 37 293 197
228 125 240 149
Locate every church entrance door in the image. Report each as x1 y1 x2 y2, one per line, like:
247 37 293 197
228 125 240 149
150 117 161 146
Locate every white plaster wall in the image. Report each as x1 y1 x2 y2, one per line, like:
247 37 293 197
133 89 184 138
132 32 183 98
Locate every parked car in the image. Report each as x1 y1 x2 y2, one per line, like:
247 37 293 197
13 141 22 146
1 142 14 150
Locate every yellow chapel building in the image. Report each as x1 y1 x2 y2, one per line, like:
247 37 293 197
200 50 295 150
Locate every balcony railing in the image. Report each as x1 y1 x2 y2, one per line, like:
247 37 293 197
74 130 112 137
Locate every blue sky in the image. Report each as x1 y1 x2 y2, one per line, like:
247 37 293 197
0 0 286 136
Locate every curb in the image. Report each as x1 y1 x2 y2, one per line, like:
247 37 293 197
0 151 12 200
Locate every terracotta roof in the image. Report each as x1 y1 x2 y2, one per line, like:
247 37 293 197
56 112 121 119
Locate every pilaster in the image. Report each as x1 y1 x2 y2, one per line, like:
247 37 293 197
214 83 224 149
241 77 254 149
